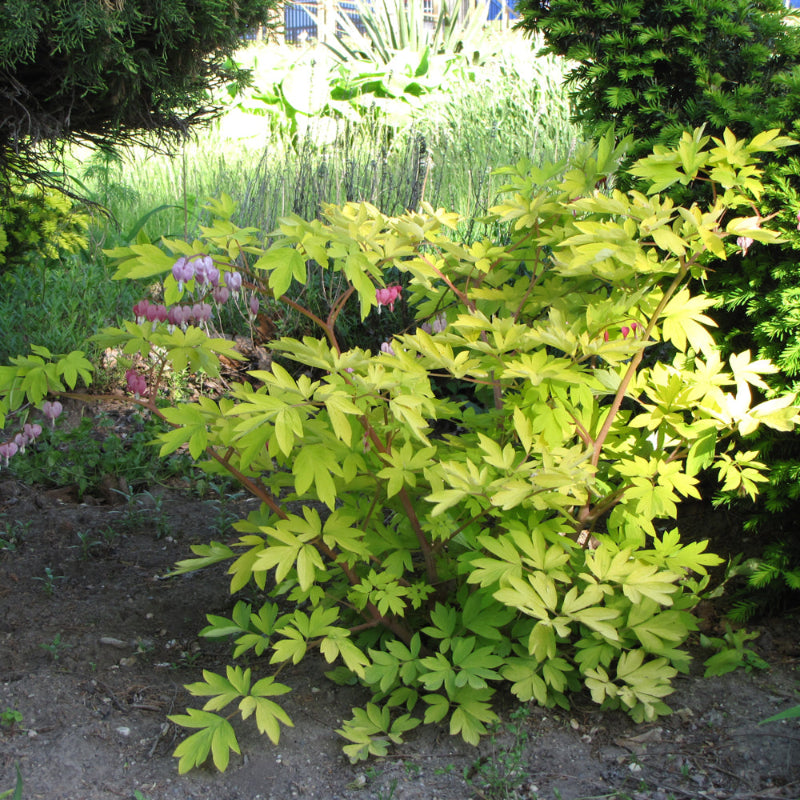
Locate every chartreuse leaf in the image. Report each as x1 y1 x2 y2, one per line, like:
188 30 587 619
626 600 694 652
615 650 676 722
198 600 283 660
421 603 459 652
461 592 516 640
336 703 420 763
253 510 326 590
56 351 94 388
109 242 176 279
640 529 722 575
320 628 370 678
376 442 437 498
449 686 498 745
241 677 293 744
169 708 240 774
159 404 208 459
271 606 339 665
254 246 307 298
493 573 558 620
502 657 550 705
170 541 235 575
661 290 717 354
292 443 344 510
171 668 292 771
449 637 504 689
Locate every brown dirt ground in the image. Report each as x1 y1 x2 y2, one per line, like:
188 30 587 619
0 413 799 800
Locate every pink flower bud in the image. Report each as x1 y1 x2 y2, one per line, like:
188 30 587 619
0 441 18 465
155 304 168 323
172 257 194 291
213 285 230 305
226 271 243 293
206 265 220 287
621 326 630 339
380 341 396 356
133 299 150 324
42 400 63 427
796 210 800 231
249 295 260 319
603 330 610 342
432 313 447 334
125 369 147 398
737 235 754 256
24 423 42 441
193 258 208 286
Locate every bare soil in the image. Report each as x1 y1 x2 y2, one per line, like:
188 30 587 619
0 422 799 800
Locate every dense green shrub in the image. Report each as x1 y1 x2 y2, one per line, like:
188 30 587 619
1 129 796 770
514 0 800 160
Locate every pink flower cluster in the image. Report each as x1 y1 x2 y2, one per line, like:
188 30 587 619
0 422 43 465
376 284 402 313
125 369 148 399
0 410 54 468
133 298 214 331
171 256 243 297
132 257 245 333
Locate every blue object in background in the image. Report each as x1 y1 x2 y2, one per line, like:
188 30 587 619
488 0 517 20
284 0 519 44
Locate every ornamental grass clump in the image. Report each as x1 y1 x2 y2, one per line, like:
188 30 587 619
0 129 797 772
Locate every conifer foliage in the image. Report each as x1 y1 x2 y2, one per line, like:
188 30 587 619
515 0 800 159
0 0 278 182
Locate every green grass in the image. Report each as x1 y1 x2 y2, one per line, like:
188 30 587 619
0 249 141 364
72 32 578 243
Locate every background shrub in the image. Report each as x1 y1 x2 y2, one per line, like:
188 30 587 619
517 0 800 613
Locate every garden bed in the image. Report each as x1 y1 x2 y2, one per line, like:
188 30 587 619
0 469 798 800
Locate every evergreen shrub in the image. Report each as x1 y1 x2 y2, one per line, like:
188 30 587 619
0 0 279 182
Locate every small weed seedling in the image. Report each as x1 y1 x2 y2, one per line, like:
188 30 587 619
0 520 31 553
404 762 422 778
0 708 22 731
376 778 399 800
123 490 172 539
0 763 22 800
33 566 65 596
74 530 103 559
702 624 770 677
40 633 71 661
465 706 532 800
